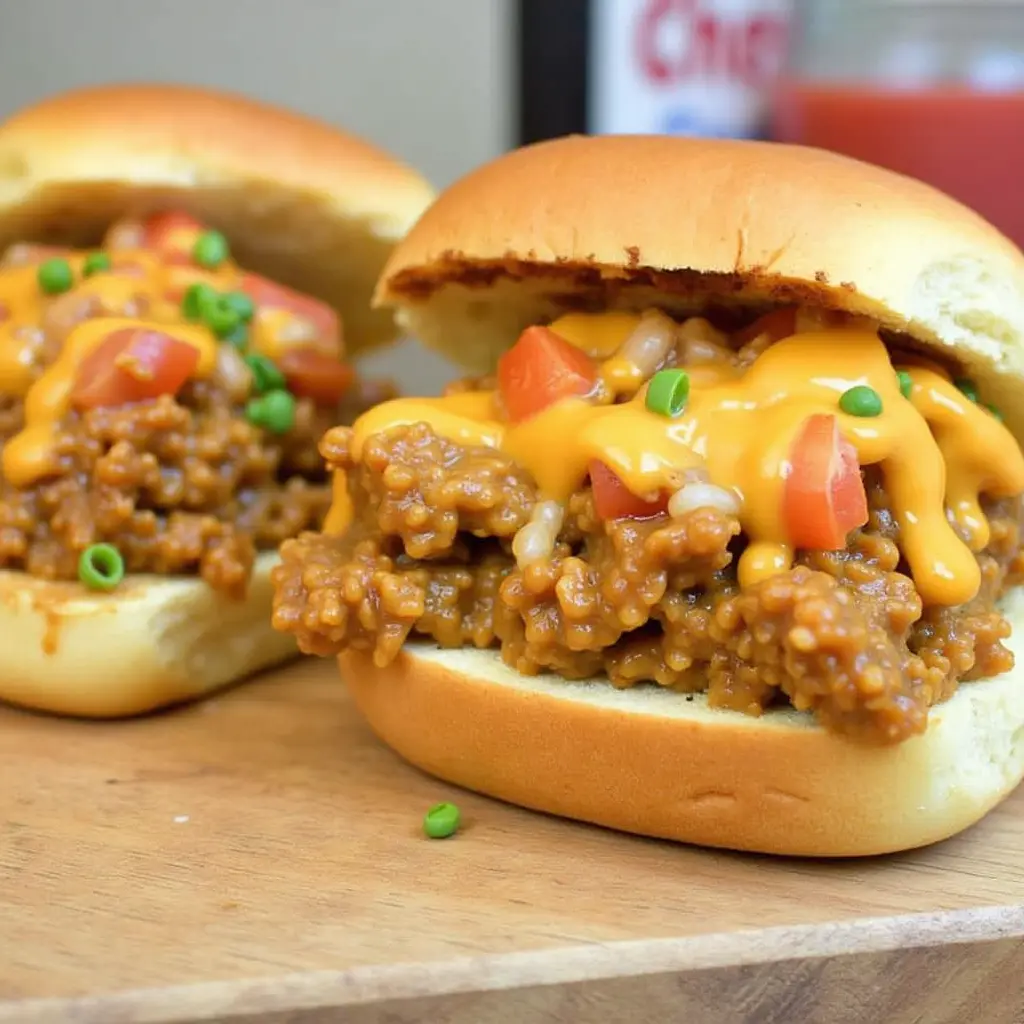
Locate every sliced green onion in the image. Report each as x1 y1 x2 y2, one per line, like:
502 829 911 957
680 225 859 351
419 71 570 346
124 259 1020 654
37 258 74 294
423 802 461 839
955 378 979 403
987 404 1004 423
896 370 913 399
222 291 255 323
181 282 219 321
82 252 112 277
245 353 286 394
246 389 296 434
203 297 242 339
839 385 883 418
78 543 125 591
645 369 690 418
192 230 229 269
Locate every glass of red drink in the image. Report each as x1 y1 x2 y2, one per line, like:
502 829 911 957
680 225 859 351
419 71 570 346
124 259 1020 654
772 0 1024 247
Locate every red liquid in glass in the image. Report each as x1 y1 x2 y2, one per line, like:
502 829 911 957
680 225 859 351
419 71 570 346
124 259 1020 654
772 82 1024 248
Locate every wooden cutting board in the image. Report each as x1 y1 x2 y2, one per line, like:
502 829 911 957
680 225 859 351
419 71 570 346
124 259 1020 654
2 657 1024 1024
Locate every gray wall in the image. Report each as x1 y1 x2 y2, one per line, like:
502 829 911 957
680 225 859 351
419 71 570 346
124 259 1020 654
0 0 516 392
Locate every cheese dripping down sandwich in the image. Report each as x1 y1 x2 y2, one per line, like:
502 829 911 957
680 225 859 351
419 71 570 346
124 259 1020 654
0 83 435 718
272 135 1024 857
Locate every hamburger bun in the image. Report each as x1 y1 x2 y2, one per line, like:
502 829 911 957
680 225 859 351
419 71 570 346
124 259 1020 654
325 135 1024 856
0 82 436 354
0 84 433 718
340 586 1024 858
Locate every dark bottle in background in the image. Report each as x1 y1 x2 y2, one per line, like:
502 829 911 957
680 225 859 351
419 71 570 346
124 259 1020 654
517 0 793 146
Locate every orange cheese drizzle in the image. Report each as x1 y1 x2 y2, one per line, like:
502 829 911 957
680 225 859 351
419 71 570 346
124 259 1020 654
0 242 332 488
329 312 1024 608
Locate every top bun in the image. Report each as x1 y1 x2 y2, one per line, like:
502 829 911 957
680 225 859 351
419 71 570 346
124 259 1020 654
0 83 436 354
375 134 1024 437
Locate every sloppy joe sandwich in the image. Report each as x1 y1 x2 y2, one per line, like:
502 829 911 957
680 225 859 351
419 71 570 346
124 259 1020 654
273 134 1024 857
0 83 434 718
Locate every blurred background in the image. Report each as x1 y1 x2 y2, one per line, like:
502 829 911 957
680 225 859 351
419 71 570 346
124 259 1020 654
0 0 1021 393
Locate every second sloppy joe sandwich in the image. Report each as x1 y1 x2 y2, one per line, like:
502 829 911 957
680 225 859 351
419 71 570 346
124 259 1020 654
0 84 434 718
274 135 1024 857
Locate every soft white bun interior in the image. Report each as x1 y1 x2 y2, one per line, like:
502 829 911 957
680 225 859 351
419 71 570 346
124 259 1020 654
0 551 296 718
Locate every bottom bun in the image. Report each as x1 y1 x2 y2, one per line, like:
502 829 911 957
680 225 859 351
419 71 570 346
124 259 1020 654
0 551 297 718
340 588 1024 857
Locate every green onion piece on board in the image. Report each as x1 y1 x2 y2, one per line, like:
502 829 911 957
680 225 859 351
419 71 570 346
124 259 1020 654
423 802 461 839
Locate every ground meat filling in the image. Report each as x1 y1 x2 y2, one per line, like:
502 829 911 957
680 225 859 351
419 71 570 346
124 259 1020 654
0 381 338 596
0 232 391 595
273 320 1024 745
275 424 1024 744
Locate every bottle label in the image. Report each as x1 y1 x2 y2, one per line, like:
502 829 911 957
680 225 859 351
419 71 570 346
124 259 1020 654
589 0 793 139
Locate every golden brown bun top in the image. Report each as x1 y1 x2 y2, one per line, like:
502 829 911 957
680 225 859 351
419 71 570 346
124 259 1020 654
375 135 1024 432
0 83 437 354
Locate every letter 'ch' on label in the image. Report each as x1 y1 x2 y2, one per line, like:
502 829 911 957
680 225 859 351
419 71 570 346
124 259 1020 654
588 0 793 139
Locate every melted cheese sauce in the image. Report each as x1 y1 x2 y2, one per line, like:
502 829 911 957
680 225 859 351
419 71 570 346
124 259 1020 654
331 312 1024 608
0 244 336 488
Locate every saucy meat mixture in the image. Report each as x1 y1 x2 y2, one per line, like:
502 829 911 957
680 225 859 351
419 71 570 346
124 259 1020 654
273 306 1024 744
0 212 393 596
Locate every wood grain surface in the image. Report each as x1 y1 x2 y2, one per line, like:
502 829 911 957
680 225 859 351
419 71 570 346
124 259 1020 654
2 657 1024 1024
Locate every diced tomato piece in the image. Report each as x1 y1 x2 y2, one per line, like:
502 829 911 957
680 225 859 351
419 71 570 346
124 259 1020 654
735 308 797 346
497 326 598 424
241 272 341 350
71 327 201 410
143 211 206 252
589 460 668 521
278 348 355 405
783 414 868 551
